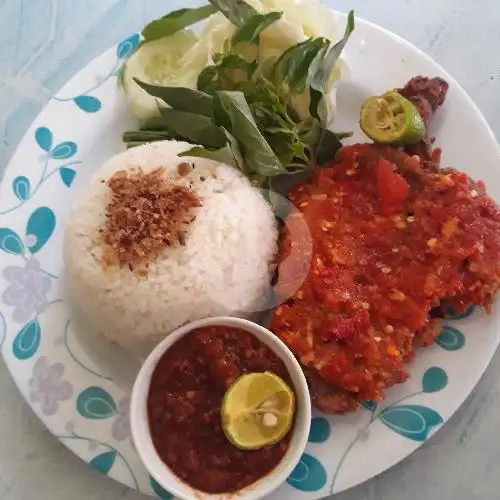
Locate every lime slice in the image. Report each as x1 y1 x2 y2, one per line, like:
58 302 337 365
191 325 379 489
221 372 295 450
360 90 426 145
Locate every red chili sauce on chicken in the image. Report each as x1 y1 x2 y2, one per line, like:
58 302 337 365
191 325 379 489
147 326 294 494
270 77 500 414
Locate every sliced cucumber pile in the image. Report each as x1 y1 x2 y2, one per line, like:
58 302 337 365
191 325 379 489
120 30 198 123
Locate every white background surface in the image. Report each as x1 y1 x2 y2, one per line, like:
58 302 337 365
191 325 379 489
1 1 500 499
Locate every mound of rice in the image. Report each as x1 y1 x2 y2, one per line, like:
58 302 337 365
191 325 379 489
64 140 278 351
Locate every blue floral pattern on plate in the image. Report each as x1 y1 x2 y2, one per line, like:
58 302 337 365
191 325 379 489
29 356 73 415
308 417 331 443
328 365 451 494
13 319 42 360
77 387 118 419
287 454 328 492
52 33 140 113
3 258 51 323
1 126 81 217
436 325 466 351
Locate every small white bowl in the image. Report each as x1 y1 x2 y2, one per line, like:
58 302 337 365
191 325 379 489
131 316 311 500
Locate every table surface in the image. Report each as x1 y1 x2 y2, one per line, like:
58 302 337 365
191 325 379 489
1 0 500 499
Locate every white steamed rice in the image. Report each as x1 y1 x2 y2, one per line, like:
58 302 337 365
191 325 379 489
64 140 278 351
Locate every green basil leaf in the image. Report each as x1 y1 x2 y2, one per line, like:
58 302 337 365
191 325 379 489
231 12 282 46
134 80 213 116
272 38 329 94
336 131 354 141
291 138 309 162
208 0 258 26
122 129 178 143
263 128 298 166
316 128 344 165
214 100 256 174
250 173 268 187
142 5 217 41
266 178 291 216
298 116 321 145
140 116 180 131
221 55 259 88
321 10 355 80
309 11 355 92
213 94 232 131
126 142 148 149
234 71 287 114
222 129 245 171
197 66 219 94
309 11 355 121
297 116 345 165
197 55 258 95
122 122 193 147
215 91 286 177
309 87 328 124
307 44 329 123
159 108 226 148
179 145 238 167
265 126 295 135
179 130 245 172
219 54 257 74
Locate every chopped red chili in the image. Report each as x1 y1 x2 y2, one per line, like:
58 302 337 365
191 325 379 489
147 326 295 494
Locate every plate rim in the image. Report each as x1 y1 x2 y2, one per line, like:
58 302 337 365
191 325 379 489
1 9 499 498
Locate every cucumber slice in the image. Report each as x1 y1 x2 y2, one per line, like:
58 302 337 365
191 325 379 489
121 30 199 123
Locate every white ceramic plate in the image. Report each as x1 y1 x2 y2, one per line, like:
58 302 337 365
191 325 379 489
0 12 499 500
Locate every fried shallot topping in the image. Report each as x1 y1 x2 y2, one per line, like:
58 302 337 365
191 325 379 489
101 167 201 275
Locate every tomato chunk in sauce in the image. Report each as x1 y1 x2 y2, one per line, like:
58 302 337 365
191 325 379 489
147 326 294 494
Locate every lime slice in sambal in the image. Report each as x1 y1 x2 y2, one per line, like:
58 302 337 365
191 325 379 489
221 372 295 450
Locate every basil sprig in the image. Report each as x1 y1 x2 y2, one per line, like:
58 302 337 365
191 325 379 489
122 1 355 185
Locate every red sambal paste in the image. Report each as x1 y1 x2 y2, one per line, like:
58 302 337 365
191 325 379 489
271 143 500 412
147 325 294 494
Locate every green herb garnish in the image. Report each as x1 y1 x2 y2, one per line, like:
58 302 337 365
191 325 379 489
208 0 258 26
142 5 218 42
122 1 355 185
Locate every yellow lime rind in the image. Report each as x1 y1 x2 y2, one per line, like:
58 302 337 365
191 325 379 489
221 372 295 450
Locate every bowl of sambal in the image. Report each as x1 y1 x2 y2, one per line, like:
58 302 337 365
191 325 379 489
130 316 311 500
